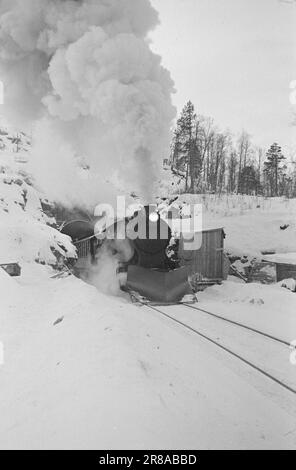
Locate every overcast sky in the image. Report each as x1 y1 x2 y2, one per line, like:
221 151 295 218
150 0 296 151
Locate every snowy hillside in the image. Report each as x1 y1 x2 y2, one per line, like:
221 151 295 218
0 133 76 269
0 126 31 155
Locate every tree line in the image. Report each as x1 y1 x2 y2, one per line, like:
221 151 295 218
170 101 295 197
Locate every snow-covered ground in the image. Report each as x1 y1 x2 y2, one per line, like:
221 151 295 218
1 145 296 449
0 267 296 450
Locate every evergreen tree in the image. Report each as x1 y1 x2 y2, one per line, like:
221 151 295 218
171 127 182 170
263 143 285 196
173 101 196 191
238 165 259 195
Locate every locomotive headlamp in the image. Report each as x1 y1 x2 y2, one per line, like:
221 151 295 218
149 212 159 223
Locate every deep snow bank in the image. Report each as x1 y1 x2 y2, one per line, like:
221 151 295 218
0 272 296 449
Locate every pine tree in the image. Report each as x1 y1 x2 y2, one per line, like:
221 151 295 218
263 143 285 196
171 127 182 170
174 101 196 191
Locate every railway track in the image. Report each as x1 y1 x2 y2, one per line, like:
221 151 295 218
139 301 296 396
184 303 290 346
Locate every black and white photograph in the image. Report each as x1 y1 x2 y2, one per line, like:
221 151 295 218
0 0 295 452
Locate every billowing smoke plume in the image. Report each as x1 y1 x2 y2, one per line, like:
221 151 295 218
0 0 175 205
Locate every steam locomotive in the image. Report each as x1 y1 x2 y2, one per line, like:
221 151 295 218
61 205 192 303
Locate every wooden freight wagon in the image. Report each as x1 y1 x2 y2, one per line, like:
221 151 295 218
178 227 226 289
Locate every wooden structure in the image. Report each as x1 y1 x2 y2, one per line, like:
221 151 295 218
275 263 296 282
248 261 277 284
0 263 21 277
60 220 98 279
75 238 97 260
248 259 296 284
178 227 225 285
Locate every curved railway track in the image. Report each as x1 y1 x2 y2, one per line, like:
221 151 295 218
139 301 296 396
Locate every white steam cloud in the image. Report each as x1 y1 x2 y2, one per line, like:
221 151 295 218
0 0 175 206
